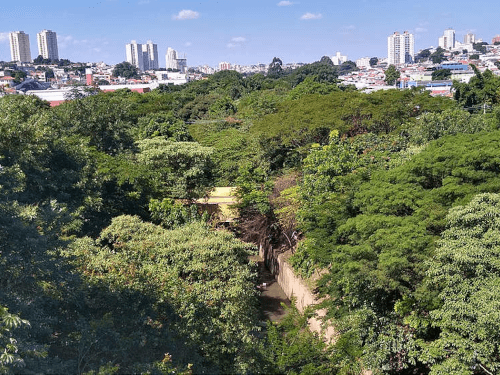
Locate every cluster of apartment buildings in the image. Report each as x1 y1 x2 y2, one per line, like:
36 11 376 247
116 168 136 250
385 28 500 66
125 41 187 73
339 29 500 96
8 30 59 62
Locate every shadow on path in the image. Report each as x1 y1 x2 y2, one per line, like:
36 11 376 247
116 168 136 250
250 255 290 323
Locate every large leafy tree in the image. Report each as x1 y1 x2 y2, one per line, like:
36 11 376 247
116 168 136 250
430 47 446 64
431 68 451 81
291 131 500 372
268 57 284 79
453 66 500 111
384 65 400 86
70 216 262 373
112 61 139 79
50 91 136 155
135 138 214 200
423 193 500 374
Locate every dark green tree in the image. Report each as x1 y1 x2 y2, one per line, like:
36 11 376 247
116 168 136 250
453 65 500 110
430 47 446 64
12 70 27 84
268 57 284 78
338 61 359 75
112 61 140 79
384 65 400 85
415 49 431 62
369 57 378 67
473 42 487 54
431 68 451 81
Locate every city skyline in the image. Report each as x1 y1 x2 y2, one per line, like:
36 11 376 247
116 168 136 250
0 0 498 67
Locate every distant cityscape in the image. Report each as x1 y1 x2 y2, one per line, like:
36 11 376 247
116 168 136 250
1 27 500 105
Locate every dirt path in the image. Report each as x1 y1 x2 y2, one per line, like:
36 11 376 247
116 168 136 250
250 255 290 322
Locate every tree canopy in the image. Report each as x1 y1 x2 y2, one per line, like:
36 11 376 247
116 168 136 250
112 61 140 79
384 65 400 85
425 193 500 374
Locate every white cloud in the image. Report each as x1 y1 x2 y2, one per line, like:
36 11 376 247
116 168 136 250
231 37 246 43
415 27 428 33
138 0 150 4
0 32 9 43
300 12 322 20
277 1 293 6
58 35 75 48
173 9 200 20
227 36 247 49
58 35 90 49
185 42 192 47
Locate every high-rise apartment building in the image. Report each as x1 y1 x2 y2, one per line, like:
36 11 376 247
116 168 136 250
464 33 476 45
165 47 178 70
126 40 158 71
126 40 145 71
37 30 59 60
9 31 32 62
439 28 455 50
387 31 414 65
143 40 159 70
331 52 348 65
218 61 231 71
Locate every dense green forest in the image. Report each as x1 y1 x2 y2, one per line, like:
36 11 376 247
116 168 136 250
1 57 500 374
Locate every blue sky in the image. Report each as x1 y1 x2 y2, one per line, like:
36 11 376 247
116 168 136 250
0 0 497 67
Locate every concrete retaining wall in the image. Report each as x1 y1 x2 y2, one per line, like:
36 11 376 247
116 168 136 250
259 242 336 342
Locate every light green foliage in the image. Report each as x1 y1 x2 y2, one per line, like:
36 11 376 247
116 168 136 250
423 193 500 374
136 138 214 199
135 111 191 141
294 131 500 371
149 198 205 229
286 76 339 100
384 65 400 86
237 89 284 119
408 108 491 144
293 131 408 273
208 95 236 118
71 216 261 373
0 305 30 372
189 124 264 185
235 165 274 215
265 303 334 374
